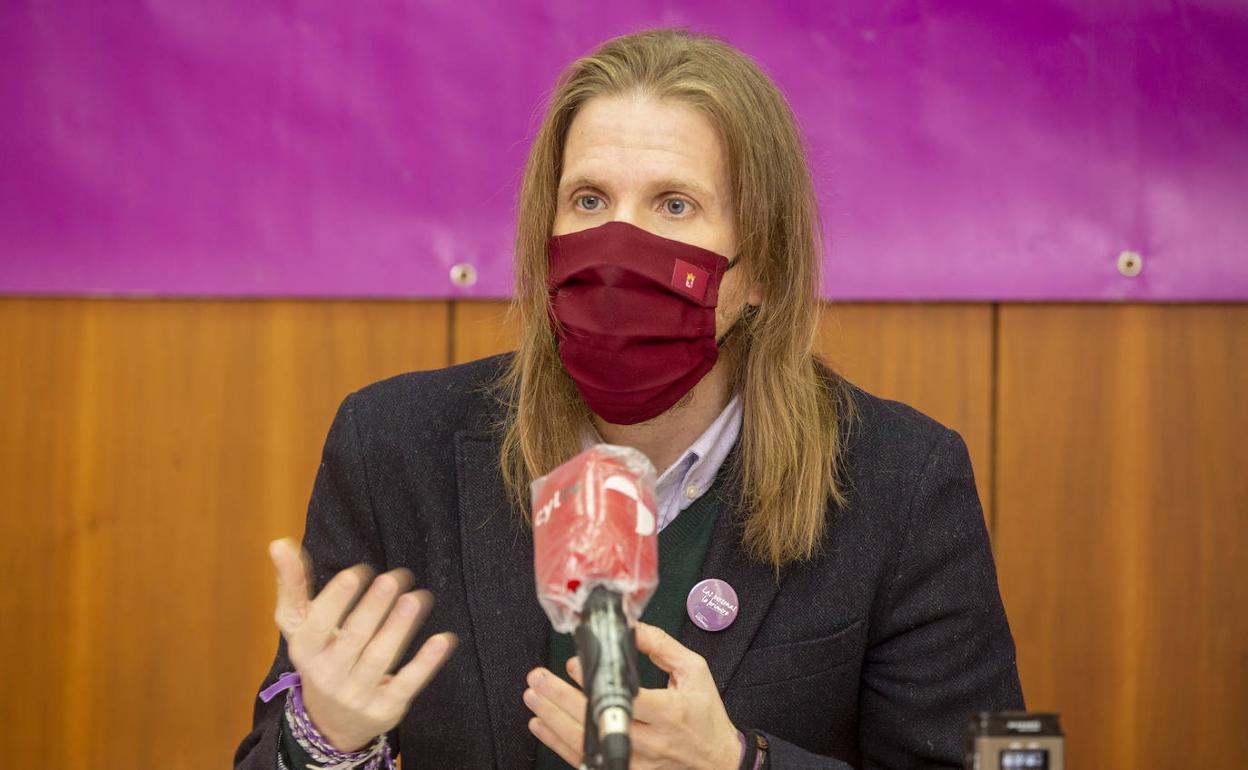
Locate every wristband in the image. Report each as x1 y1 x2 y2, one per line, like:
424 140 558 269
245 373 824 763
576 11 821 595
737 728 769 770
260 671 395 770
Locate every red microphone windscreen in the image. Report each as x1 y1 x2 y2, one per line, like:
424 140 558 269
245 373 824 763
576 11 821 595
531 444 659 632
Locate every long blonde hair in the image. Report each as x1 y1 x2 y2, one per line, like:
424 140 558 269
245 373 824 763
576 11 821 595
497 28 857 570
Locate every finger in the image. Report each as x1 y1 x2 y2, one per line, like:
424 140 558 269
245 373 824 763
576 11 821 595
300 564 375 651
329 569 415 663
527 668 586 726
529 715 583 769
566 648 677 725
380 631 458 710
351 589 432 684
565 655 676 725
635 622 711 685
523 675 585 765
269 538 311 635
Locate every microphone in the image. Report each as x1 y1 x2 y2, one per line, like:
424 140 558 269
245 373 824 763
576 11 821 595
531 444 659 770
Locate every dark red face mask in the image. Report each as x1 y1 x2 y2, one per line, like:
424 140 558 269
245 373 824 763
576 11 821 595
547 220 737 425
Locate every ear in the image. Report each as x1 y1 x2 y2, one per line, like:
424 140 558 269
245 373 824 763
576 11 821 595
746 281 764 307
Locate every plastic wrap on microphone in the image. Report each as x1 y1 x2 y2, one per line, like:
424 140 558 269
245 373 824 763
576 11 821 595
530 444 659 633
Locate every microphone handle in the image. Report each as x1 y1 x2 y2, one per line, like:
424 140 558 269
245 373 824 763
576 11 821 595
574 586 640 770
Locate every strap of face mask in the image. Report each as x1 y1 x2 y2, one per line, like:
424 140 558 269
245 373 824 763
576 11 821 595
714 253 749 346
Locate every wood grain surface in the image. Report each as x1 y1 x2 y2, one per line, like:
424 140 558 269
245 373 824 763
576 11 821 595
0 298 449 768
2 297 1243 768
451 301 519 366
995 304 1248 770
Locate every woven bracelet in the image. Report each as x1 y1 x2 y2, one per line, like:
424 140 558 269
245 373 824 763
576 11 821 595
260 672 395 770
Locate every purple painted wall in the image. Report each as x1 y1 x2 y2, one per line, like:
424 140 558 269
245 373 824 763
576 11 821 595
2 1 1246 300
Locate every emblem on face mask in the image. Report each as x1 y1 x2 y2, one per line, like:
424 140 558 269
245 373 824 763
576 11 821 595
671 259 710 301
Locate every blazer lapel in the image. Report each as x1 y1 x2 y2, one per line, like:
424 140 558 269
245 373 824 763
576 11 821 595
680 472 787 692
455 430 545 769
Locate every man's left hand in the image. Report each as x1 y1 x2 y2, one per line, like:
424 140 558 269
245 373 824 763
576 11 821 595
524 621 741 770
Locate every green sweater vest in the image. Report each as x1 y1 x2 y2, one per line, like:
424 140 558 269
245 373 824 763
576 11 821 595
534 477 723 770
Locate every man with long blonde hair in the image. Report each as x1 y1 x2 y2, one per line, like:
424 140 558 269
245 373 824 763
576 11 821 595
237 28 1022 770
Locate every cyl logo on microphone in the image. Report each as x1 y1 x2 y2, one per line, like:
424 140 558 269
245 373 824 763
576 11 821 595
534 489 561 528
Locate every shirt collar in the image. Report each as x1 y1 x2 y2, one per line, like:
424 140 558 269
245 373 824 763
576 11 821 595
578 391 743 491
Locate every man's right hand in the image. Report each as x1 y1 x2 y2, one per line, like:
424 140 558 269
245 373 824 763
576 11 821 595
268 537 458 752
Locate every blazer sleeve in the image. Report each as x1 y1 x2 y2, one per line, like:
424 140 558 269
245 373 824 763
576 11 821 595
233 392 396 769
754 428 1024 769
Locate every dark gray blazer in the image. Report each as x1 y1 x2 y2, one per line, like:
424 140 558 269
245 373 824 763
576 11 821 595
234 354 1023 769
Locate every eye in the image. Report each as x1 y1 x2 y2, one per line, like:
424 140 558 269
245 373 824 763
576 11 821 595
663 198 691 216
575 194 604 211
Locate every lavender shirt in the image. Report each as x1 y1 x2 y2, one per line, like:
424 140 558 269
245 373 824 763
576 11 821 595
581 392 743 532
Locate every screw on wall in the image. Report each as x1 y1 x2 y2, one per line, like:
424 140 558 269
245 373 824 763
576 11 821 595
450 263 478 288
1117 250 1143 278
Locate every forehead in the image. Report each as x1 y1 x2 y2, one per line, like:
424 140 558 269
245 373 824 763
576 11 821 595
560 94 729 200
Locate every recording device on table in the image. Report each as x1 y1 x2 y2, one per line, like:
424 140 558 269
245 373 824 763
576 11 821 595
531 444 660 770
966 712 1064 770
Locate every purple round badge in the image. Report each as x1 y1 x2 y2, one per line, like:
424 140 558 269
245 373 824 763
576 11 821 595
687 578 739 632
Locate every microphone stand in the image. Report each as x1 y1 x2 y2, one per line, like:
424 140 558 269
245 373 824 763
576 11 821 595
574 587 640 770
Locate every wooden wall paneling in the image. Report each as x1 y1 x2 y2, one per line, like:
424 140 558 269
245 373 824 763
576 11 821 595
0 298 449 768
816 303 996 524
451 300 518 365
994 304 1248 769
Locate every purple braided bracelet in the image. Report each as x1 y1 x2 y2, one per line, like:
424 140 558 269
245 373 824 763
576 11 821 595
260 672 395 770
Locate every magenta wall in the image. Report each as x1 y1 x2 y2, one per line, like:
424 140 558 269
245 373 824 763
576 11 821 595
2 1 1246 300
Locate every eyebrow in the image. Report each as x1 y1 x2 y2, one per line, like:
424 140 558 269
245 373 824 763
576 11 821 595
558 174 719 205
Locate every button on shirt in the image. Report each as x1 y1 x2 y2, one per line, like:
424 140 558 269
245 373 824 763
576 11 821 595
581 392 743 531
